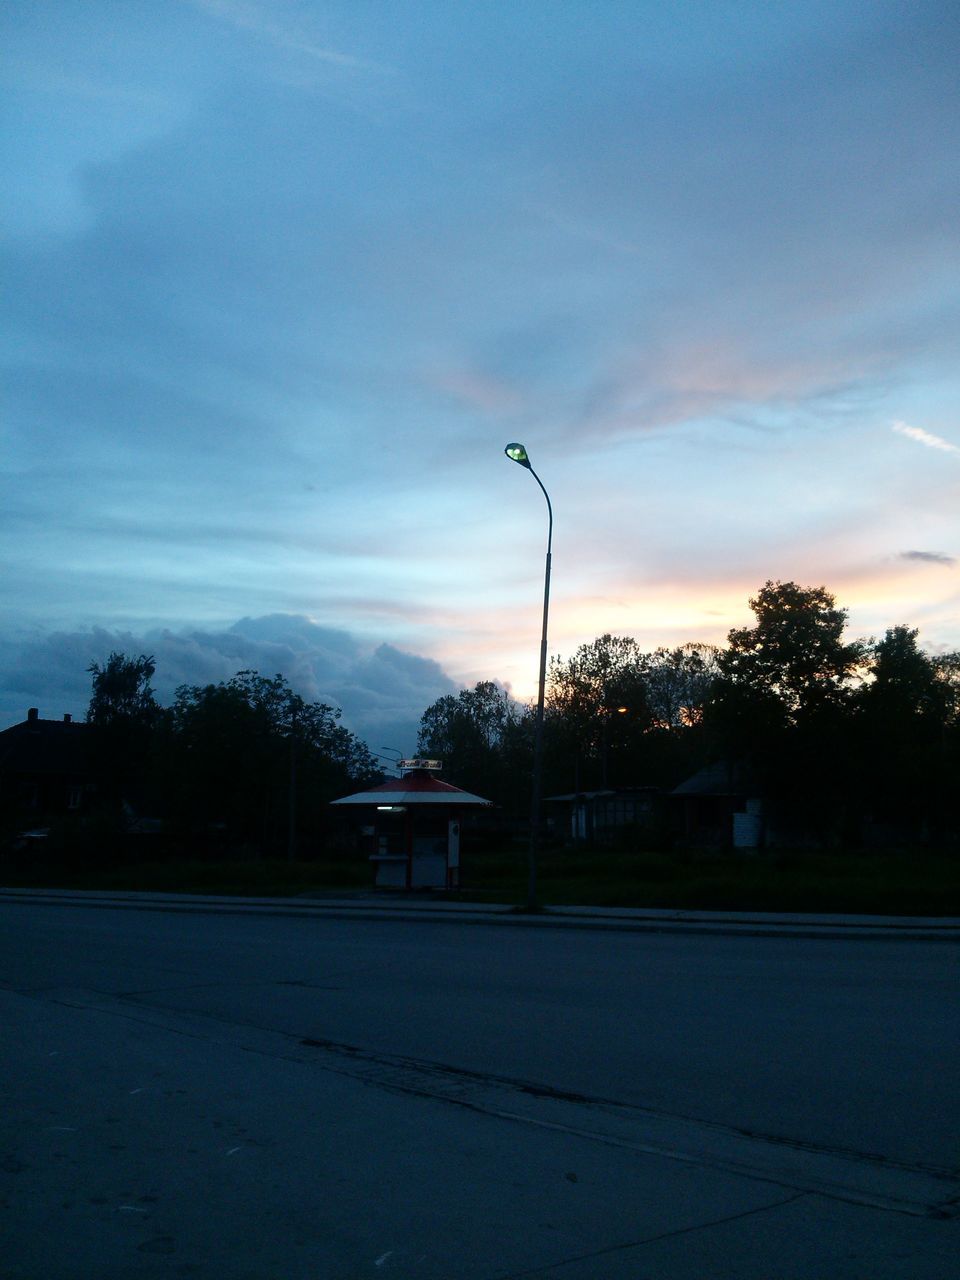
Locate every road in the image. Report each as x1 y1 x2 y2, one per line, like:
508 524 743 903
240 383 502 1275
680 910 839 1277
1 899 957 1278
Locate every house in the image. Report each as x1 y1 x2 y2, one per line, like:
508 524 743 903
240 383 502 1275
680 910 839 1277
0 708 94 823
545 787 662 845
670 761 763 848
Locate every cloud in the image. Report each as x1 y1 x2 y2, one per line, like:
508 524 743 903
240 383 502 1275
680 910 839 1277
0 616 458 751
425 366 527 415
899 550 956 567
892 422 960 456
192 0 384 72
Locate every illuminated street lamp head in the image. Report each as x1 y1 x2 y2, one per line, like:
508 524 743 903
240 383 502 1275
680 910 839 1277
504 442 532 469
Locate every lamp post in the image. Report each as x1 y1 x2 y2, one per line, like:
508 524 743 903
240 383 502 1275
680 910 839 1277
504 442 552 912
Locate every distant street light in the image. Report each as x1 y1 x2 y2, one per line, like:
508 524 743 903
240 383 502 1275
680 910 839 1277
600 704 630 788
504 442 553 911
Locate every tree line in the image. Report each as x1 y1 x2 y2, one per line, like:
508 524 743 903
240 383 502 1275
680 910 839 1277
26 578 959 857
416 581 960 847
81 660 380 858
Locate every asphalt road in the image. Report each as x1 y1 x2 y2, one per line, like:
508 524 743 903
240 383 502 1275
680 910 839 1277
1 900 957 1278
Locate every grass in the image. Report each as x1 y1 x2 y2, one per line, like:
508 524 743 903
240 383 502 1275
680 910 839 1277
2 845 958 915
463 847 960 915
0 855 369 898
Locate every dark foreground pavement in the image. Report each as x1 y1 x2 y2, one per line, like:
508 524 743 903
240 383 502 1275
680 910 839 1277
3 884 959 938
1 893 958 1278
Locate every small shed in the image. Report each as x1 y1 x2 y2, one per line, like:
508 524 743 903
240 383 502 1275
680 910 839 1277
545 787 661 844
331 762 492 889
671 761 763 848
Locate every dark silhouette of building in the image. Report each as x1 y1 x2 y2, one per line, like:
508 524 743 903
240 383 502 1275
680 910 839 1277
0 708 93 823
545 787 663 844
671 761 763 848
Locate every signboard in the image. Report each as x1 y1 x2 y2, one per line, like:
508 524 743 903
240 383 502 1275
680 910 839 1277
399 758 442 771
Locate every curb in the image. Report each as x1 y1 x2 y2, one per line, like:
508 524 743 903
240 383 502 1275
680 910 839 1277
1 886 958 941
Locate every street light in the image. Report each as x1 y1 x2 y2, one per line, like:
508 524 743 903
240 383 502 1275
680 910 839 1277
600 704 630 788
504 442 553 911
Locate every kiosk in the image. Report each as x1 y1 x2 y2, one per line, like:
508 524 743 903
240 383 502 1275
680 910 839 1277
331 759 491 889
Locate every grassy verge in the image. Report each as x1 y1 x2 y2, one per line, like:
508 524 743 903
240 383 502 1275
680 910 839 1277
463 848 960 915
2 847 958 915
0 856 370 898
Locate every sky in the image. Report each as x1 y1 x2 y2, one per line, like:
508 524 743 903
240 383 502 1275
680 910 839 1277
2 0 958 753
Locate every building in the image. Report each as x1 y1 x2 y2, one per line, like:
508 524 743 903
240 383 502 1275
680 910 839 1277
0 708 94 823
332 762 492 888
671 761 763 848
545 787 662 844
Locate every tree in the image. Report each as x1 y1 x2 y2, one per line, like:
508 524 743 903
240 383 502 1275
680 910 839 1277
540 635 725 792
863 626 940 715
548 635 646 721
86 652 161 811
417 681 530 803
222 671 378 781
643 644 719 730
932 651 960 727
87 652 158 726
708 582 866 844
854 628 958 838
546 635 651 790
163 671 379 855
718 581 864 720
418 681 517 756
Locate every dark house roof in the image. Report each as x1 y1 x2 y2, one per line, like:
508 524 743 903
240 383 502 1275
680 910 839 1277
670 761 760 798
0 708 92 778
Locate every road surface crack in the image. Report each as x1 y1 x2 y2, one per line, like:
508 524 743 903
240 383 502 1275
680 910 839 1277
494 1192 809 1277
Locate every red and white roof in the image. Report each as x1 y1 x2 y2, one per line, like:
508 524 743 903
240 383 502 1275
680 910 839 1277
331 768 491 807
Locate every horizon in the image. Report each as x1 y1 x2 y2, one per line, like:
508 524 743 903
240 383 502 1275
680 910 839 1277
1 581 954 755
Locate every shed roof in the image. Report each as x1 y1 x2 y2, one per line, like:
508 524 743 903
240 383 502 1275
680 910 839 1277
546 787 660 803
671 761 760 798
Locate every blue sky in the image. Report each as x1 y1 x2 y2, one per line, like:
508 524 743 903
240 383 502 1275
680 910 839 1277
2 0 958 750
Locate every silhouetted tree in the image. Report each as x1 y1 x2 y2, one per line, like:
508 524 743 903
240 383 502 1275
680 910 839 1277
87 652 158 726
709 582 866 842
162 671 379 855
546 635 651 789
408 581 957 849
626 643 720 790
86 652 161 812
643 643 720 730
854 628 959 841
718 581 864 719
544 637 719 791
417 681 530 805
932 651 960 725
